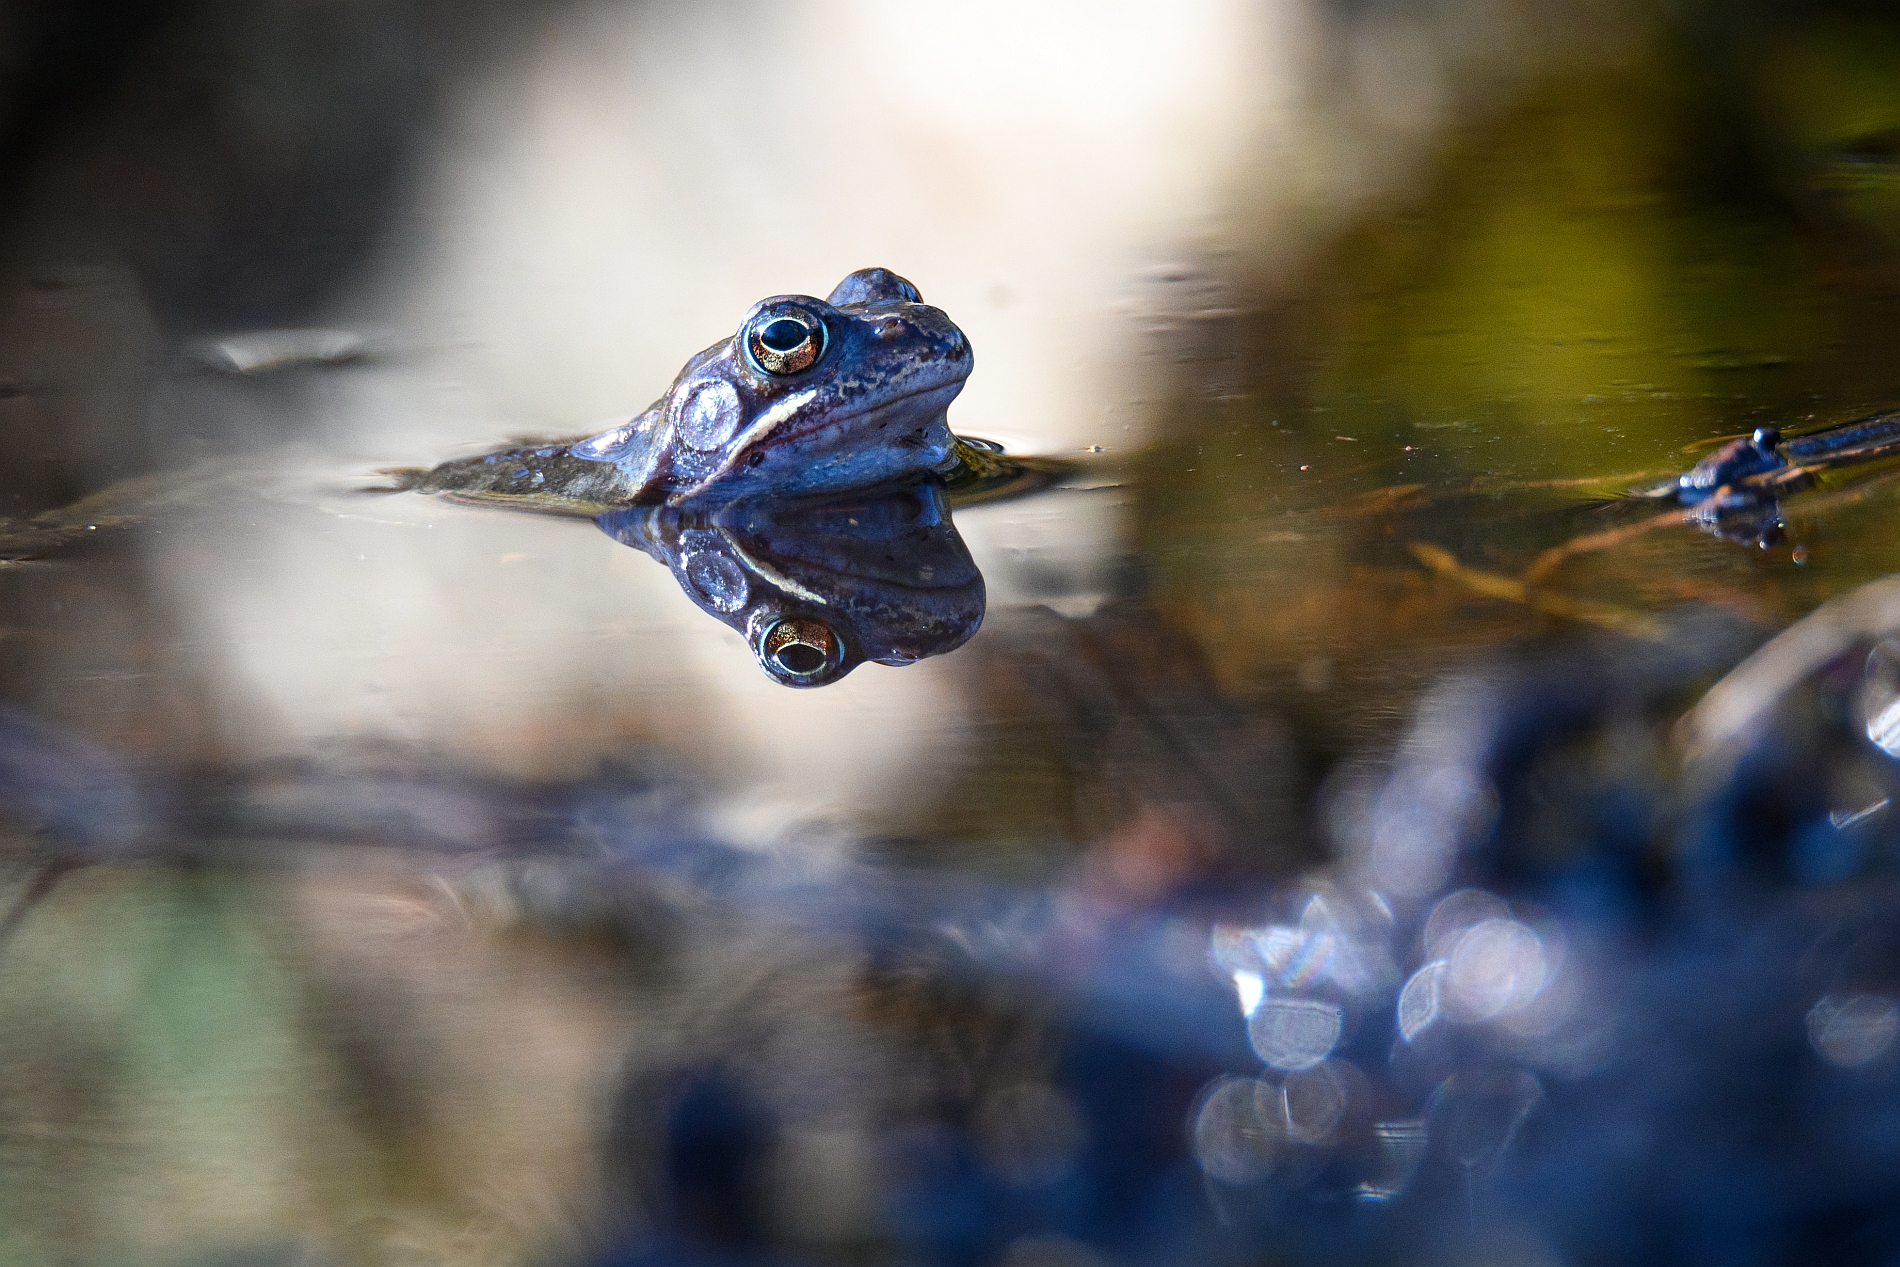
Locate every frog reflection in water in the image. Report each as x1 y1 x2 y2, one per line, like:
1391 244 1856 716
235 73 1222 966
411 267 973 509
599 482 982 687
402 268 1008 686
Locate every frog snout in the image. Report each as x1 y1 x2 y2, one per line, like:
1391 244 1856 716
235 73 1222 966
871 315 967 362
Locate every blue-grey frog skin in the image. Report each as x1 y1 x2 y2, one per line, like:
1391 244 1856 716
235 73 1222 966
1673 427 1787 504
596 480 983 687
409 267 972 508
1640 410 1900 514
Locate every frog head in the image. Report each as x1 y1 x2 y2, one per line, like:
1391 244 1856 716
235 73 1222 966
571 267 973 504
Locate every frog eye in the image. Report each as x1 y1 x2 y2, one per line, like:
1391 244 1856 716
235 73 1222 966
757 615 845 686
745 306 827 376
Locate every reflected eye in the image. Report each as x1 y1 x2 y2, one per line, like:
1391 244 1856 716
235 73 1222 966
746 307 826 375
758 616 844 685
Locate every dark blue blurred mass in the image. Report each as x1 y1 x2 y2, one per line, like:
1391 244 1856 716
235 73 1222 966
546 605 1900 1267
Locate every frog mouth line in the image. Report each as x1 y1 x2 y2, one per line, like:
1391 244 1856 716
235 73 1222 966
779 375 969 438
690 378 966 494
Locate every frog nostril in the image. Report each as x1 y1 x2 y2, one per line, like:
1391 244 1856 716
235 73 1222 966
876 319 904 340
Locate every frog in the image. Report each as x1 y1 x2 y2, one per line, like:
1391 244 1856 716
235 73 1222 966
405 267 974 509
1671 426 1788 505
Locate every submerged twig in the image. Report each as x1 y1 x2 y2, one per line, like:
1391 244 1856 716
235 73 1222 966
1407 542 1668 640
1780 463 1900 522
1521 505 1693 583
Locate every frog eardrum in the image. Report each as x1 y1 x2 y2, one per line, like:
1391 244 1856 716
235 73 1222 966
746 303 827 376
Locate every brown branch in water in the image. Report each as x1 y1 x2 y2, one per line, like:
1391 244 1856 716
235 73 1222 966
1780 463 1900 521
1407 542 1668 640
1520 505 1693 584
1312 483 1431 521
1468 468 1674 493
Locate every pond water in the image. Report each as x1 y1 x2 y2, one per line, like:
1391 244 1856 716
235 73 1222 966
3 4 1900 1265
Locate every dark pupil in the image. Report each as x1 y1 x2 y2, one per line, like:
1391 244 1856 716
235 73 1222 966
775 643 826 674
760 318 810 353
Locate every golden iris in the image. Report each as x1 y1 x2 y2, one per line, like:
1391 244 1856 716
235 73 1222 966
747 309 825 375
760 616 841 682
